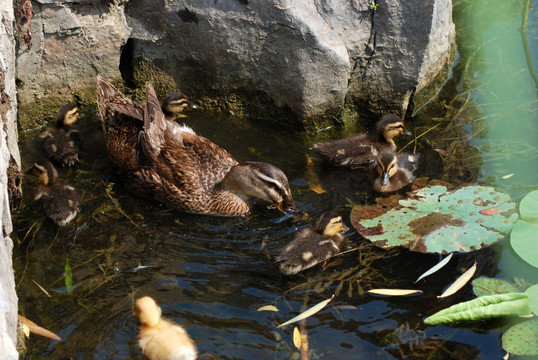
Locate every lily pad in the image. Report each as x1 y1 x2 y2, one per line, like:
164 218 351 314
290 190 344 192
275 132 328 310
510 220 538 268
350 185 518 253
519 190 538 223
526 284 538 316
502 317 538 356
472 277 519 297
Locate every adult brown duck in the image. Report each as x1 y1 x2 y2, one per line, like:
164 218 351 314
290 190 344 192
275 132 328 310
96 76 295 216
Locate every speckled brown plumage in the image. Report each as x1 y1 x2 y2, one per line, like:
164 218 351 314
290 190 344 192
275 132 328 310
96 76 295 216
38 104 81 167
276 212 347 275
314 114 411 167
369 150 420 193
26 161 79 226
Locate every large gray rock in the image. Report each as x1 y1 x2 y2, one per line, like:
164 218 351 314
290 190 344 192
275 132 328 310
14 0 454 128
0 0 21 358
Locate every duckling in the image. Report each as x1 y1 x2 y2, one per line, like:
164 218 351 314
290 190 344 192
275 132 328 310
369 150 419 193
276 212 348 275
314 114 411 167
133 296 197 360
161 92 198 120
38 104 81 167
96 75 295 216
25 161 79 226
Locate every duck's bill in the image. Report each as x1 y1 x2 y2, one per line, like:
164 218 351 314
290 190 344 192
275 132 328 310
188 101 198 110
403 127 412 136
275 199 297 214
381 172 390 186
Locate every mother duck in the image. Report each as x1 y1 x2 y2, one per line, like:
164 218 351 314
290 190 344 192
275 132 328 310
96 76 295 216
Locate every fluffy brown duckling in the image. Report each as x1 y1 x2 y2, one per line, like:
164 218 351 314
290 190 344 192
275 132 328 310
161 92 198 120
276 212 348 275
314 114 411 167
25 161 80 226
38 104 81 167
133 296 197 360
97 76 295 216
369 150 419 193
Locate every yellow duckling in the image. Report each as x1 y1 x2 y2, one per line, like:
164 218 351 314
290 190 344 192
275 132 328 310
133 296 197 360
38 104 81 167
25 160 79 226
314 114 411 167
276 212 348 275
369 150 419 193
96 76 295 216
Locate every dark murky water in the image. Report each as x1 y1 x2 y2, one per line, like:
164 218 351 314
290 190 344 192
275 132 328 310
13 1 538 359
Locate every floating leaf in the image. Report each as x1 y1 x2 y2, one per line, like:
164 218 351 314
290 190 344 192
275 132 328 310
502 317 538 356
502 173 514 179
64 259 73 295
277 295 334 328
258 305 279 312
350 185 518 253
18 315 62 341
438 261 477 299
510 220 538 268
415 253 453 283
519 190 538 223
525 284 538 316
367 289 423 296
424 293 531 325
472 277 519 297
22 324 30 338
293 327 301 349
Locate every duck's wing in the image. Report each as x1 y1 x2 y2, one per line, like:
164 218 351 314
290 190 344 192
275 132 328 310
96 75 143 122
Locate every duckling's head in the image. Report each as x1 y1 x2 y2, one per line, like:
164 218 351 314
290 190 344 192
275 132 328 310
376 114 411 141
225 162 296 213
161 92 198 116
56 104 79 126
314 212 348 236
375 151 399 187
133 296 162 328
25 161 57 186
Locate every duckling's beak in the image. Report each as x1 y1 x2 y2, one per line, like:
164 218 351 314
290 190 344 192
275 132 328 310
188 101 198 110
381 172 390 186
403 126 412 136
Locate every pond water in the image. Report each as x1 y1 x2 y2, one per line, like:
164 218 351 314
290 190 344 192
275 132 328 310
13 1 538 359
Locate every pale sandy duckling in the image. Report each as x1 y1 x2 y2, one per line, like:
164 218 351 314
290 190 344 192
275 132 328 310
369 150 419 193
25 161 80 226
161 92 198 120
133 296 197 360
276 212 348 275
38 104 81 167
314 114 411 167
97 76 295 216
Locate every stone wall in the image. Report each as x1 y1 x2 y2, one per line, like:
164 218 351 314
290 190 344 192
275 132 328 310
0 0 21 358
15 0 455 130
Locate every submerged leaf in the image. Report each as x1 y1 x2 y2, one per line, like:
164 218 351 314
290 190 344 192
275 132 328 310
293 327 301 349
438 261 477 299
424 293 531 325
415 253 453 283
64 259 73 295
258 305 279 312
18 315 62 341
277 295 334 328
350 185 518 253
502 317 538 356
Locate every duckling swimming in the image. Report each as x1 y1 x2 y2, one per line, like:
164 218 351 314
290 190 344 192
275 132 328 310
133 296 197 360
276 212 348 275
314 114 411 167
38 104 81 167
161 92 197 120
25 161 79 226
96 76 295 216
369 150 419 193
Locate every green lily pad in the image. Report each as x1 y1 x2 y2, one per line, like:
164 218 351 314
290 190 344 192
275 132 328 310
519 190 538 223
472 277 519 297
502 317 538 356
350 185 518 253
510 220 538 268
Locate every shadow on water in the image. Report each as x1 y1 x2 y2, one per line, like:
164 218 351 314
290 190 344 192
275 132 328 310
13 1 538 359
